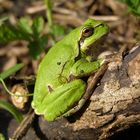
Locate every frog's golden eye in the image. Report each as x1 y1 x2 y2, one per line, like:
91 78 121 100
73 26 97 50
82 27 93 37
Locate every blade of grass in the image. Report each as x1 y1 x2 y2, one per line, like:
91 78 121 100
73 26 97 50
0 63 24 80
0 16 8 26
0 100 23 123
44 0 53 29
0 78 33 97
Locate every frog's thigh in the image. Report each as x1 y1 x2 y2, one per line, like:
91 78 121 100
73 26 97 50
40 79 86 121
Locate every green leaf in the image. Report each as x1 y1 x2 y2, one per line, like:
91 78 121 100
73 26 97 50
0 133 5 140
0 16 48 58
0 16 8 26
17 17 33 34
131 0 139 7
0 25 17 43
117 0 140 16
0 100 23 123
17 17 33 41
28 34 48 59
32 17 44 37
0 63 24 80
0 24 31 43
51 24 66 37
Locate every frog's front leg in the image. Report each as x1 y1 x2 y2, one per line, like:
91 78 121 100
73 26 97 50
63 58 104 117
71 58 104 77
36 79 86 121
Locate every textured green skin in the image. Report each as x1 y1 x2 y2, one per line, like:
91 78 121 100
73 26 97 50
32 19 109 121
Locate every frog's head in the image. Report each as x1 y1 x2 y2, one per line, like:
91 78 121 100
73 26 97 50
79 19 109 53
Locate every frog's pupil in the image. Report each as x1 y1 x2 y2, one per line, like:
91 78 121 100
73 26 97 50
82 27 93 37
85 29 90 33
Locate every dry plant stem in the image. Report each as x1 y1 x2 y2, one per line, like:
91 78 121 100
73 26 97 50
89 15 120 21
26 4 120 22
83 63 108 103
11 109 35 140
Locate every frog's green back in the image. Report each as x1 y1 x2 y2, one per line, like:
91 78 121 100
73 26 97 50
32 23 83 111
32 18 109 116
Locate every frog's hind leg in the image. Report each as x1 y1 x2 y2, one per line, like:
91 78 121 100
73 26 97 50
63 94 87 117
37 79 86 121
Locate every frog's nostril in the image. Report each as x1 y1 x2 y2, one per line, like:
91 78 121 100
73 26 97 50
100 24 104 26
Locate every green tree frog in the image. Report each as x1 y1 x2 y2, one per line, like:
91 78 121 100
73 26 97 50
32 19 109 121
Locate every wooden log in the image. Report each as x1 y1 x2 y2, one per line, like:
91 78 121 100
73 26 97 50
9 45 140 140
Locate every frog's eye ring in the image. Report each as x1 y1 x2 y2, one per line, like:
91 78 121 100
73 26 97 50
82 27 93 37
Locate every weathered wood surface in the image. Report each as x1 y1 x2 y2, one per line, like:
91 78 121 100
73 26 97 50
8 45 140 140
